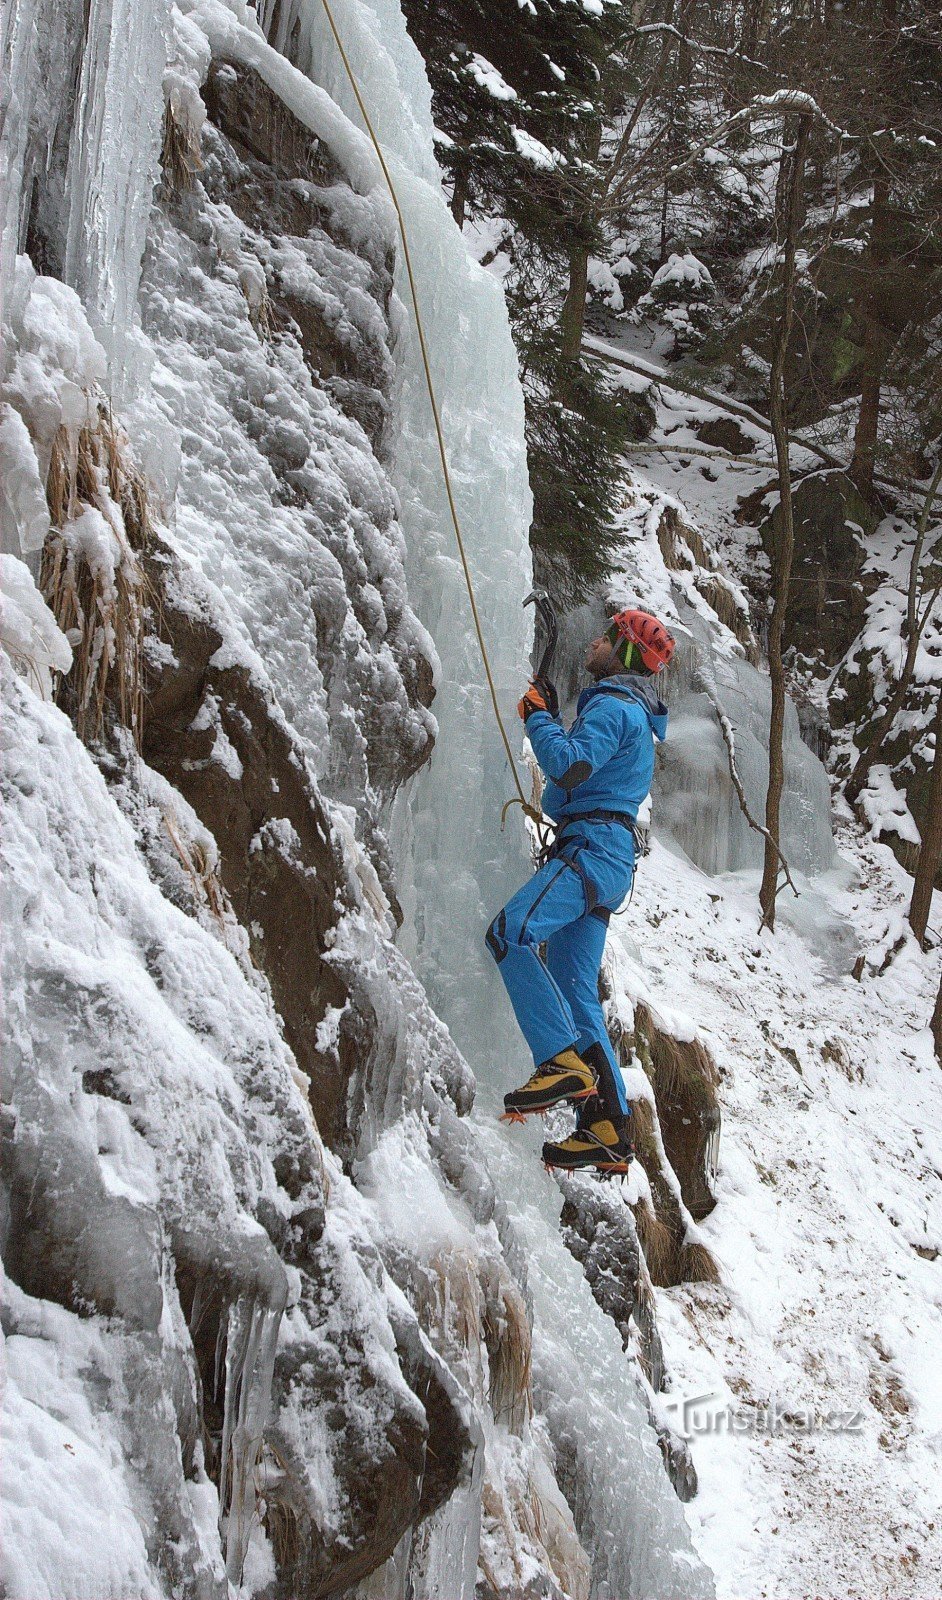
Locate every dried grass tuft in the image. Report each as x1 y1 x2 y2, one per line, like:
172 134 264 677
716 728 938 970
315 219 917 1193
162 810 228 927
634 1200 676 1286
656 506 758 660
634 1002 719 1100
485 1279 533 1432
627 1094 656 1158
679 1239 721 1285
161 98 203 195
657 505 709 571
41 409 153 745
633 1265 656 1323
46 426 72 529
266 1499 301 1568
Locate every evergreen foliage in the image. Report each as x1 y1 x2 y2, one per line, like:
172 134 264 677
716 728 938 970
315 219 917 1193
404 0 941 593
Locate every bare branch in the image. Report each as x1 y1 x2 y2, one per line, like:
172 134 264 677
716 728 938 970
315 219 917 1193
693 659 799 898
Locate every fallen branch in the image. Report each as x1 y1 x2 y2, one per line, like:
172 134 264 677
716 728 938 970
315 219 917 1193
587 341 942 505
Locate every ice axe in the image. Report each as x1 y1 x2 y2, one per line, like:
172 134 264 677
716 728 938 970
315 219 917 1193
523 587 558 710
502 587 558 847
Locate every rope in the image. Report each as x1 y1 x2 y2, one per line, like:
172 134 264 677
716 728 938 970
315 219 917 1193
318 0 535 820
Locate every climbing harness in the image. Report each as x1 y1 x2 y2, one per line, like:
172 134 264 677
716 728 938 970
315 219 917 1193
318 0 539 828
536 809 647 915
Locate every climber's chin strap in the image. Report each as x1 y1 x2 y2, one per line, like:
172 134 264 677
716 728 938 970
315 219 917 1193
595 641 629 680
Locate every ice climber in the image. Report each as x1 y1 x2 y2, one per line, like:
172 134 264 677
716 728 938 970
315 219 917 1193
486 608 674 1176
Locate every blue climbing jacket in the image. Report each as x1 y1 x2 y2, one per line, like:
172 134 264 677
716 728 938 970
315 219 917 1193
526 674 668 825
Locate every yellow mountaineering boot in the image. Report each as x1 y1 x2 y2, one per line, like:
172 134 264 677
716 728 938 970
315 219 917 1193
542 1116 634 1176
502 1049 597 1121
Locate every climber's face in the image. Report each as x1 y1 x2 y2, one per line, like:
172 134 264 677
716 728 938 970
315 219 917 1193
585 635 617 677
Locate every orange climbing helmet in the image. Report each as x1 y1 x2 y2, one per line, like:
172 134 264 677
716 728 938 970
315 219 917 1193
609 608 675 673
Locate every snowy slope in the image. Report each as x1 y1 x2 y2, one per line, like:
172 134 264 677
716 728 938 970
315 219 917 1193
585 352 942 1599
617 819 942 1599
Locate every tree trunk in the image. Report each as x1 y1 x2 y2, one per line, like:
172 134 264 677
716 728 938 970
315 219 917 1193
849 0 895 503
845 459 942 806
740 0 770 56
560 238 590 365
849 209 889 500
759 113 812 931
909 686 942 947
931 966 942 1063
678 0 695 87
450 149 470 230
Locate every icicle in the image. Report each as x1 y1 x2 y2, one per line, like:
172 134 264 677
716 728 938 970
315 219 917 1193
62 0 168 393
219 1296 282 1585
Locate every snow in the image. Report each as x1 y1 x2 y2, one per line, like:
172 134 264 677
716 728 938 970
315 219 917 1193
607 820 942 1598
1 1269 169 1600
466 52 517 102
649 252 715 295
513 127 561 169
579 313 942 1598
0 404 50 557
587 254 624 312
859 764 922 848
0 554 73 695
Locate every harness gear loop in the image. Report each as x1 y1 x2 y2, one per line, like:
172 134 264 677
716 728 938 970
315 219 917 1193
318 0 533 819
501 796 555 861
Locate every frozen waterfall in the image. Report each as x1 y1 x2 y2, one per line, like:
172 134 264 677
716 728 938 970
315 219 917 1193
292 3 715 1594
658 604 837 880
283 0 535 1047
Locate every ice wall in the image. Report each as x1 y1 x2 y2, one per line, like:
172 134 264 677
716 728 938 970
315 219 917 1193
658 605 837 879
1 0 716 1594
278 6 714 1596
275 0 536 1047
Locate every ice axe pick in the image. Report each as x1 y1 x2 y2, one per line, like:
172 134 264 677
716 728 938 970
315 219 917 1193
523 587 558 697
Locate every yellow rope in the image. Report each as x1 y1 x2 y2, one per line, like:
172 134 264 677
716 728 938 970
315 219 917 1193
318 0 535 818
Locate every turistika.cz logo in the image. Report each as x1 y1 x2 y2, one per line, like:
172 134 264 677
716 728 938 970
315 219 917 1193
664 1391 865 1437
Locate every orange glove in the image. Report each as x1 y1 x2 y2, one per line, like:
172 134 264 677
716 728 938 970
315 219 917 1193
517 682 548 721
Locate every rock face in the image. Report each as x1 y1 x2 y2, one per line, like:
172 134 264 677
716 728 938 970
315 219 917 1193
558 1173 699 1504
631 1004 720 1225
754 470 939 879
140 544 357 1151
695 415 756 457
0 5 620 1596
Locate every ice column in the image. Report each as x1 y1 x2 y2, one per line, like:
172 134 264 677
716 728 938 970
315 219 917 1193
292 0 534 1064
220 1298 283 1584
289 7 714 1595
63 0 168 393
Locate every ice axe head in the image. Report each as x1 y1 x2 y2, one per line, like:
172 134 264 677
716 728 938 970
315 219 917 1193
523 587 558 683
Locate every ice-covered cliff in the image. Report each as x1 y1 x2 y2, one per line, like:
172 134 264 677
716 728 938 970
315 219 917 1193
1 2 714 1596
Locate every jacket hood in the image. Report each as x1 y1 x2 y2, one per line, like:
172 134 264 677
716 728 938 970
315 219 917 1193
588 673 669 741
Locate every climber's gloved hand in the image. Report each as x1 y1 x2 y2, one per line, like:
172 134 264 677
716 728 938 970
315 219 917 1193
517 679 557 721
534 675 559 717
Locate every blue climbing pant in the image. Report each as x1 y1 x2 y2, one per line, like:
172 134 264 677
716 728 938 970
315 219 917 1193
485 822 634 1114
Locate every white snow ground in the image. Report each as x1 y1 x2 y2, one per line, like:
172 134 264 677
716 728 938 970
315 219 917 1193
614 822 942 1600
